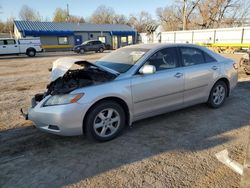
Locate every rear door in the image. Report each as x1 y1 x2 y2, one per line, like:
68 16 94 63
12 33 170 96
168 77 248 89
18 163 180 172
131 47 184 118
179 47 221 105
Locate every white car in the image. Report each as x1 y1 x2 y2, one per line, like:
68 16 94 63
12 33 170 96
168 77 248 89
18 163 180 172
0 38 42 57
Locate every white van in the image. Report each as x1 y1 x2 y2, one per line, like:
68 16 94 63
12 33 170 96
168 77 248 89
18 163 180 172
0 38 42 57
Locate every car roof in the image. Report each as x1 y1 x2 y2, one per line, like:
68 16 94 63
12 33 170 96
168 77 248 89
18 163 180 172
124 43 206 50
84 40 101 42
124 43 226 62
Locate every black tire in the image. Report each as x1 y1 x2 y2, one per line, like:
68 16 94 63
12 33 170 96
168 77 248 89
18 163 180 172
99 47 104 53
26 48 36 57
84 101 125 142
207 81 228 108
79 49 85 54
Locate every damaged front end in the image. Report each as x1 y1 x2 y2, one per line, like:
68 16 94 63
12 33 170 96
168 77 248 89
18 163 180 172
21 58 117 116
46 58 117 96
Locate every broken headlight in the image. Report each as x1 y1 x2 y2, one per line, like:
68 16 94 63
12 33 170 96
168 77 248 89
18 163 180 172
43 94 84 106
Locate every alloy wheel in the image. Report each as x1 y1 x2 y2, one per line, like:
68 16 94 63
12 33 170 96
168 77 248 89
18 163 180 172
93 108 121 138
212 84 226 105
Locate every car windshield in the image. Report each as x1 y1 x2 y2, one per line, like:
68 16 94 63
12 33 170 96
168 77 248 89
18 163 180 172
82 41 90 45
96 48 149 73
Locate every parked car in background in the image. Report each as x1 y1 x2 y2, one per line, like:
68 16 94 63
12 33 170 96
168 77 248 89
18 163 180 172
73 40 105 54
24 44 238 142
0 38 42 57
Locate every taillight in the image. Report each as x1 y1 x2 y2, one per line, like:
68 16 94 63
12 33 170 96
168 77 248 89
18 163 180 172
233 63 238 70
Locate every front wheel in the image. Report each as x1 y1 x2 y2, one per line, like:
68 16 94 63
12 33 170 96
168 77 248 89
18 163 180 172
84 101 125 142
79 49 85 54
207 81 227 108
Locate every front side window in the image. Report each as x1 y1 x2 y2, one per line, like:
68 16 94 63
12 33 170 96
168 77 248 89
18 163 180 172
180 47 206 66
88 42 93 45
145 48 179 72
0 40 4 45
58 37 68 45
6 40 16 45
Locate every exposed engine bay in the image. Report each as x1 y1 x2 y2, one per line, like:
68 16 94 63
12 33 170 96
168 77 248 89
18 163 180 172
36 58 117 103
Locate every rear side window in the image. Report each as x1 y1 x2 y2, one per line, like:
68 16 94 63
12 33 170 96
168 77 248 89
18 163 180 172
0 40 4 45
180 47 205 66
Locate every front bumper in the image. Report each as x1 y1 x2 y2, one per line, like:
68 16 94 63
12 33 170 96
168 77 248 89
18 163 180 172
73 48 80 53
27 98 91 136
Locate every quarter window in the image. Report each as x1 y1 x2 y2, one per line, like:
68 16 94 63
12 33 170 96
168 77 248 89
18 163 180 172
180 47 205 66
145 48 179 72
204 52 216 63
58 37 68 45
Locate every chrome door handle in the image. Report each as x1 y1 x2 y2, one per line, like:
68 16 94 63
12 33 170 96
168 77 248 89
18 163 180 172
211 66 218 70
174 72 183 78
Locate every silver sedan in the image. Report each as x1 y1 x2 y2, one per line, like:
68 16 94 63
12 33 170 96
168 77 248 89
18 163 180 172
25 44 238 141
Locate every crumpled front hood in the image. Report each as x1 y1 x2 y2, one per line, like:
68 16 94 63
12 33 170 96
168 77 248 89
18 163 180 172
51 57 116 82
51 58 78 81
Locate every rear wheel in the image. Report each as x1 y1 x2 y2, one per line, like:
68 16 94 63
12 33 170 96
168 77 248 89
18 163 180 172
26 48 36 57
99 47 104 53
84 101 125 142
207 81 227 108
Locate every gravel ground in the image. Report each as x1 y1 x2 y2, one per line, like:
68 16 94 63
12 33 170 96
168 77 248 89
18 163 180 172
0 52 249 188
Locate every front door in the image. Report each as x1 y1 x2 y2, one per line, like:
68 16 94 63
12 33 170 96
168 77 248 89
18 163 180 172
5 39 19 54
131 47 184 118
74 35 82 46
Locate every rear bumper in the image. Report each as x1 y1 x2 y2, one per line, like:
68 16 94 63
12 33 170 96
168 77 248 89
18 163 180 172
28 100 91 136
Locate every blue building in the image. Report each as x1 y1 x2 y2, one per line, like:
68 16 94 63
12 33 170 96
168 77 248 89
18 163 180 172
14 20 137 51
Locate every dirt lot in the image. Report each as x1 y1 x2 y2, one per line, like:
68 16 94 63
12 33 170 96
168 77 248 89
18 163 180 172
0 51 249 188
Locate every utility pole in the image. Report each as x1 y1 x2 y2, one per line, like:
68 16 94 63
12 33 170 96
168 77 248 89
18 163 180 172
66 4 70 22
67 4 69 16
182 0 187 30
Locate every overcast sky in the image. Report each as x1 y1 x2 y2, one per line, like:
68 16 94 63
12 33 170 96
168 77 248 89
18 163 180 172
0 0 174 21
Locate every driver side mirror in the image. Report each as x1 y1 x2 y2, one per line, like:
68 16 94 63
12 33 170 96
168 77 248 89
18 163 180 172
139 64 156 75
